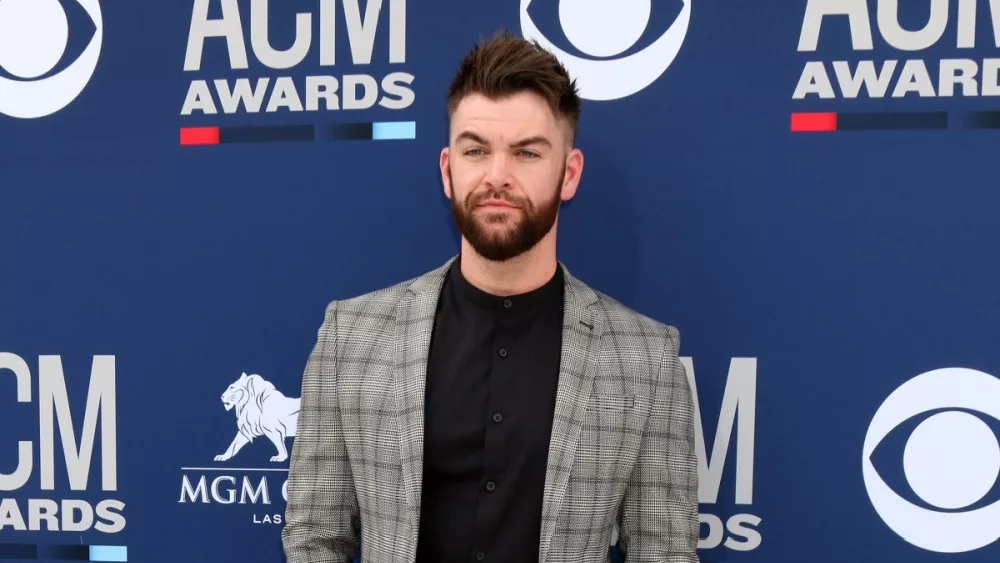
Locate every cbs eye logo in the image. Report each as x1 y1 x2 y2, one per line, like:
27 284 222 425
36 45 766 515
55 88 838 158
862 367 1000 554
0 0 103 119
518 0 692 101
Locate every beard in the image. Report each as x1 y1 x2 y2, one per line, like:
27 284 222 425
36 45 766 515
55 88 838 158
449 165 564 262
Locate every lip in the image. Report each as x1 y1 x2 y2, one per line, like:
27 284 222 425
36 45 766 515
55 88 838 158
478 200 518 209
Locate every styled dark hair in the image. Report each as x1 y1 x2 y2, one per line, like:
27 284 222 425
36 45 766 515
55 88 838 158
446 30 582 143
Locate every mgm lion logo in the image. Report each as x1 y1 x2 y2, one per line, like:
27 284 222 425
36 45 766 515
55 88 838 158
215 372 300 463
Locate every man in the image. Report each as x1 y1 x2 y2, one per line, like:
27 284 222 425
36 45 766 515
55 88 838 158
282 31 699 563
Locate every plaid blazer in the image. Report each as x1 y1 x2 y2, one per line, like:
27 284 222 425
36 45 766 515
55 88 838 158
282 256 699 563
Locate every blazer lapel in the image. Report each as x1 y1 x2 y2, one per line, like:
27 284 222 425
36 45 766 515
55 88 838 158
393 258 454 523
538 266 603 563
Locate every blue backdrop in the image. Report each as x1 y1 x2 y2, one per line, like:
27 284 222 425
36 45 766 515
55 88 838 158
4 1 1000 562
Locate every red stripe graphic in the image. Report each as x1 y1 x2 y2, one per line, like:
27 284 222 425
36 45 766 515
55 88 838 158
791 112 837 132
180 127 220 145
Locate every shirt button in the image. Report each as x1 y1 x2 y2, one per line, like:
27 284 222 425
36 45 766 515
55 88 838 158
486 480 496 492
503 298 512 309
492 412 503 423
498 348 507 358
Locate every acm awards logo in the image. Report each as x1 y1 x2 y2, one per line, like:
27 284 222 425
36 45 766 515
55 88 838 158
794 0 1000 100
683 357 762 554
0 353 126 550
0 0 103 119
178 372 300 526
179 0 415 144
791 0 1000 131
519 0 691 101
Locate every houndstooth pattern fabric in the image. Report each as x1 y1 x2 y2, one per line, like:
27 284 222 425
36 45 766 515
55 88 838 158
282 256 699 563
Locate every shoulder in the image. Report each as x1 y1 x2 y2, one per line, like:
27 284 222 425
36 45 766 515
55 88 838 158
565 270 680 359
594 290 681 382
565 274 688 405
593 289 680 351
571 281 691 412
317 259 452 332
562 268 683 382
325 276 417 318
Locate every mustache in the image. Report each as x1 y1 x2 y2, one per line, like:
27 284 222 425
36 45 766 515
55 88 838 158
467 189 526 208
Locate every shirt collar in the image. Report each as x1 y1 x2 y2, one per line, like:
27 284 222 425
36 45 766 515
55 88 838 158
448 254 564 311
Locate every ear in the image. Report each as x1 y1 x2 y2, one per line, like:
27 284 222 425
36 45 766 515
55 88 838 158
240 372 247 380
560 147 584 202
440 146 453 200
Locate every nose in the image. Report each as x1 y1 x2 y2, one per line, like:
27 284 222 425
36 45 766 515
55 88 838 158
483 153 512 190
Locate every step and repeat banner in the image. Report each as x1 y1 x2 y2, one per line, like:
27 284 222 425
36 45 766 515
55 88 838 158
3 0 1000 562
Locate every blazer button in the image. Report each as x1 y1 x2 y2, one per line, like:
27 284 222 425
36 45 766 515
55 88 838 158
498 348 507 358
476 552 486 561
485 480 496 492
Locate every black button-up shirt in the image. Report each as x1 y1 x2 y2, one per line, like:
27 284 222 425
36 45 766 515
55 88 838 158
415 256 564 563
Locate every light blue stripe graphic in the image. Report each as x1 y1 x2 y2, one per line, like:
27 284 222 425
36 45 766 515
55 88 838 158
372 121 416 140
90 545 127 562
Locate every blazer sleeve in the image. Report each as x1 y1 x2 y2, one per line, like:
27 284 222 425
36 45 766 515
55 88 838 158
282 301 361 563
616 326 700 562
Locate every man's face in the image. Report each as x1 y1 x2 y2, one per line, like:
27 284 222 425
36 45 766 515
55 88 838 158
441 91 583 262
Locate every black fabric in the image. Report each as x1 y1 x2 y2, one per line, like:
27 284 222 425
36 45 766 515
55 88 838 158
415 256 565 563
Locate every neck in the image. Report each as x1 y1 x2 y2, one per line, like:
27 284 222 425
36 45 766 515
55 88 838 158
459 235 559 296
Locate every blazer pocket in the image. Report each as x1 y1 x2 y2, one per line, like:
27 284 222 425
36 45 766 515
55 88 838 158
586 394 635 411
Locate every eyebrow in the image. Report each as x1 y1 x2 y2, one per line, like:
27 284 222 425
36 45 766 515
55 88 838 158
455 131 552 149
511 135 552 149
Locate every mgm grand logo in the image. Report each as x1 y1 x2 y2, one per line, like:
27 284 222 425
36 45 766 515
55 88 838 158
178 372 300 525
